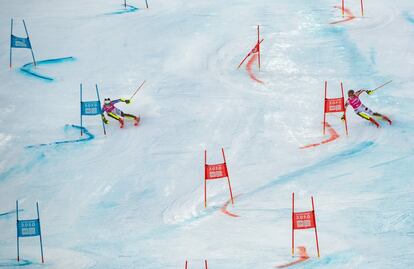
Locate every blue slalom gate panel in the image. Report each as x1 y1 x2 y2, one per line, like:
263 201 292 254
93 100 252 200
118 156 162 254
17 219 41 237
11 35 32 49
81 101 101 116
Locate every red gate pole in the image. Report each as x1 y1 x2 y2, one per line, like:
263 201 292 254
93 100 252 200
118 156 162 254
323 81 327 135
311 197 320 258
341 0 345 17
205 260 208 269
185 260 188 269
222 148 234 205
360 0 364 16
340 82 348 135
204 150 208 208
257 25 261 70
291 192 295 257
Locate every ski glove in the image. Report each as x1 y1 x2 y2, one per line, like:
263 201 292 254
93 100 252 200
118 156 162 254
366 90 374 95
103 118 109 124
125 99 131 104
341 115 345 121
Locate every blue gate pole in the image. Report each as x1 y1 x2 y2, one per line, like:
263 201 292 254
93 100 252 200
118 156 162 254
124 0 127 8
10 19 13 68
80 84 83 136
16 200 19 262
95 84 107 135
36 202 44 263
22 20 37 66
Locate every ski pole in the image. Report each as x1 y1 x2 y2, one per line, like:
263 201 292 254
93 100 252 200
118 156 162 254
370 80 392 93
129 80 146 100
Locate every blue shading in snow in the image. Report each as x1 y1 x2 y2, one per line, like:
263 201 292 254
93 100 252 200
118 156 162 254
133 144 376 252
0 260 32 267
20 56 76 82
248 141 375 195
0 152 46 182
169 141 375 226
321 26 381 82
302 250 358 267
0 125 93 182
402 11 414 24
26 125 94 149
106 5 139 15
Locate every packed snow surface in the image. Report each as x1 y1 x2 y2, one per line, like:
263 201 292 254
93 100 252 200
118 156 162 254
0 0 413 268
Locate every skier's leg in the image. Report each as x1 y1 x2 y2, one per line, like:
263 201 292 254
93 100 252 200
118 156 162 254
373 112 392 125
108 112 121 120
108 112 124 128
122 113 138 120
122 113 139 126
357 112 380 127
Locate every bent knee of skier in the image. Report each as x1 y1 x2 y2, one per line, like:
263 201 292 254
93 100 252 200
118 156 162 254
123 113 137 119
108 113 121 120
357 112 371 120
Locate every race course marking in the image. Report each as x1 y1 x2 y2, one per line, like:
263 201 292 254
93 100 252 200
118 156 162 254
20 57 75 82
106 5 139 15
26 125 94 149
220 198 240 218
246 54 264 84
276 246 309 268
300 122 340 149
330 6 356 25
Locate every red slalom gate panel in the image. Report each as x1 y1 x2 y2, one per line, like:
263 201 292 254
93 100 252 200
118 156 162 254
205 163 228 180
323 81 348 135
293 211 316 230
292 193 320 258
204 149 234 208
185 260 208 269
325 97 344 113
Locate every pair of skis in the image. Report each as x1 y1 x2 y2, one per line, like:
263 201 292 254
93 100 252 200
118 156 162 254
119 116 140 128
369 115 392 128
367 80 393 127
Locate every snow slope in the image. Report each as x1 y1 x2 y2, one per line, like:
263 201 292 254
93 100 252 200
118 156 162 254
0 0 413 268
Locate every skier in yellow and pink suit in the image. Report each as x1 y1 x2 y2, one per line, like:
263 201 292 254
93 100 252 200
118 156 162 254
101 98 139 128
343 89 391 128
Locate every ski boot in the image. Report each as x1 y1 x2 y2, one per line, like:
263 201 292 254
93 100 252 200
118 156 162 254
134 116 140 126
382 115 392 125
119 118 124 128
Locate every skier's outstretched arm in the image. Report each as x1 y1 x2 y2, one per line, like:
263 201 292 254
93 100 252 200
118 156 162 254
355 90 365 96
112 98 131 104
